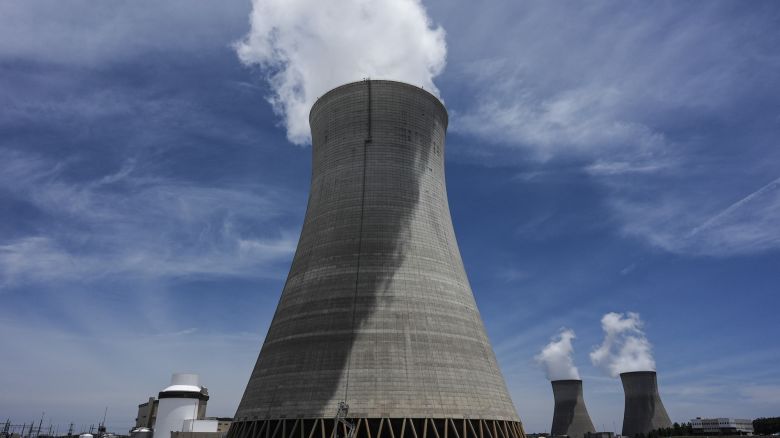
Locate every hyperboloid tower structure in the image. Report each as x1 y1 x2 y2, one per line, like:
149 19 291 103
227 80 525 438
620 371 672 437
550 380 595 438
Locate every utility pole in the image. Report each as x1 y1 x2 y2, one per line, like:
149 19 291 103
37 413 44 438
98 408 108 438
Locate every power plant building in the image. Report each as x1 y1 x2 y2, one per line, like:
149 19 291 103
550 380 595 438
136 398 159 429
690 418 753 435
228 80 525 438
620 372 672 437
150 373 213 438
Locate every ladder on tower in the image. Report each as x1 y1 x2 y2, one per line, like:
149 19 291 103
332 402 356 438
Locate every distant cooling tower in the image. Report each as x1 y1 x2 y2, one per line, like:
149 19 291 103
227 80 525 438
620 371 672 437
550 380 595 438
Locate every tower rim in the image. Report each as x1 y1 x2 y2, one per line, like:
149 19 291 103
619 370 658 377
309 79 448 128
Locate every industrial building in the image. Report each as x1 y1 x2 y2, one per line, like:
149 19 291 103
620 371 672 437
691 418 754 435
550 380 595 438
132 373 230 438
136 398 158 429
227 80 525 438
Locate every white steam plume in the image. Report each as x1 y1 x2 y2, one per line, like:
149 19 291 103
535 328 581 380
590 311 656 377
235 0 447 145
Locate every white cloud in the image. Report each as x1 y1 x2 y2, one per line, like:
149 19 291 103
235 0 447 144
453 81 668 163
612 176 780 256
0 237 90 285
441 2 778 174
0 1 247 65
535 328 580 380
590 312 655 377
0 150 298 288
585 160 669 176
437 2 780 258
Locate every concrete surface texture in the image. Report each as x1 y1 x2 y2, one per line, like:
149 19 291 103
550 380 595 438
620 371 672 437
233 80 521 423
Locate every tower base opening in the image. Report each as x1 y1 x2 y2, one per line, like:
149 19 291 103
228 418 526 438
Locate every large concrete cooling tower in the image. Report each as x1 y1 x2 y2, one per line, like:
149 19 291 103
227 80 525 438
550 380 595 438
620 371 672 437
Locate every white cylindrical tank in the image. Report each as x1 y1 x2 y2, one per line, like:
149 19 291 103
79 434 94 438
153 373 209 438
130 427 152 438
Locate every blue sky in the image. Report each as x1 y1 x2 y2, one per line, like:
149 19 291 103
1 0 779 434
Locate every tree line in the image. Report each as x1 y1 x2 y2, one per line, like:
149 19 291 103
650 422 694 437
754 417 780 435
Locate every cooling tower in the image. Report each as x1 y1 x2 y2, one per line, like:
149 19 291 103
620 371 672 437
550 380 595 438
228 80 525 438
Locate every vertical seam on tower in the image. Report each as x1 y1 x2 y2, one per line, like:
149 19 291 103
344 79 372 403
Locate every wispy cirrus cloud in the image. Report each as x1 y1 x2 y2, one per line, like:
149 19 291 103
0 0 247 65
447 2 777 163
453 72 669 165
440 1 780 257
0 150 298 288
612 176 780 256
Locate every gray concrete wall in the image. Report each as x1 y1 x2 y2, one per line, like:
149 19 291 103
550 380 595 438
234 80 520 422
136 398 157 428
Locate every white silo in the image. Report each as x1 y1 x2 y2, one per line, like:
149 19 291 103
153 373 209 438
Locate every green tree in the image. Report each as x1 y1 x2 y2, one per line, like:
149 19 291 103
754 417 780 435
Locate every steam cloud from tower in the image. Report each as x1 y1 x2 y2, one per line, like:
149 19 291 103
536 328 581 380
235 0 447 144
590 312 656 377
